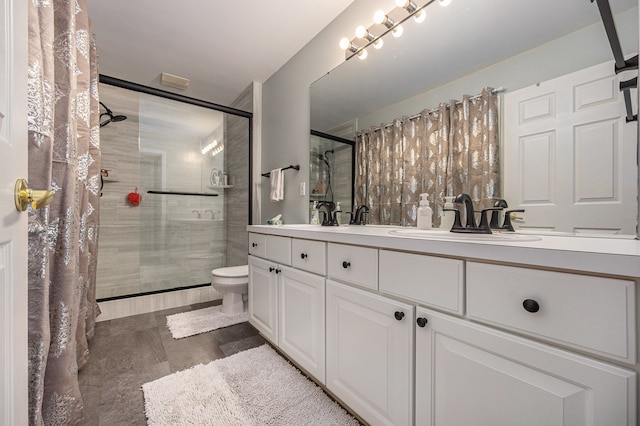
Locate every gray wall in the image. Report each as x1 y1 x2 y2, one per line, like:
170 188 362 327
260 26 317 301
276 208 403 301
261 0 390 224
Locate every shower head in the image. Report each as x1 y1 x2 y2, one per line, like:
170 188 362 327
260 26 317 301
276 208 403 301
100 101 128 127
324 149 334 157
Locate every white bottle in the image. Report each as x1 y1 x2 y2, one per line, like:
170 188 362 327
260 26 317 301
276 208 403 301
310 201 320 225
416 193 433 230
335 202 342 225
440 195 455 230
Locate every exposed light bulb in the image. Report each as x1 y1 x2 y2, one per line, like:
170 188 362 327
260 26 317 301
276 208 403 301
395 0 409 7
358 48 368 60
439 0 452 6
339 37 350 50
373 38 384 49
373 10 386 25
392 24 404 38
355 25 367 38
413 9 426 23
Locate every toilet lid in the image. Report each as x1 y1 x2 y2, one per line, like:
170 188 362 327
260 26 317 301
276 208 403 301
212 265 248 278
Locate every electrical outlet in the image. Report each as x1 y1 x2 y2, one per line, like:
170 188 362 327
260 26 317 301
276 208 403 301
299 182 306 196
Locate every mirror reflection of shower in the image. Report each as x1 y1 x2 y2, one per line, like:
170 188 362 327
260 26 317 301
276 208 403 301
99 101 128 127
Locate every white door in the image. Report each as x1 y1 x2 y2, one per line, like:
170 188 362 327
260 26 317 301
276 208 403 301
0 0 28 424
278 266 325 383
326 280 414 426
248 255 278 344
504 61 637 234
415 308 636 426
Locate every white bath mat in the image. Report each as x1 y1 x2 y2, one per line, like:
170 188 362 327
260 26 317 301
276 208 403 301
143 344 361 425
166 305 248 339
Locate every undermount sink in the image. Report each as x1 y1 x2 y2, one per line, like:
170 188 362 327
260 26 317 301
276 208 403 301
388 229 542 242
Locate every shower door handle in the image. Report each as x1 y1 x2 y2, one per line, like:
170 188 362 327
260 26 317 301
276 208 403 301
14 179 54 211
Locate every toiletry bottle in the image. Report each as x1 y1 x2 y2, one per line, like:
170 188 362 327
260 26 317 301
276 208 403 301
417 193 433 230
440 195 455 230
310 201 319 225
335 202 342 225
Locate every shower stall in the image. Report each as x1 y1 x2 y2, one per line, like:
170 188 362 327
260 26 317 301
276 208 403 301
97 79 251 302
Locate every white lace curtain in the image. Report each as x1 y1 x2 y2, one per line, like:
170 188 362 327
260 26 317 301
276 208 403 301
354 88 500 227
27 1 101 424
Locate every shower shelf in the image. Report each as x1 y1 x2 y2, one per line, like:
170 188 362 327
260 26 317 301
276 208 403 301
207 185 234 189
147 190 219 197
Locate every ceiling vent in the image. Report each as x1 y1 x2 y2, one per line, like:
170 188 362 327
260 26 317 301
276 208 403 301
160 72 190 90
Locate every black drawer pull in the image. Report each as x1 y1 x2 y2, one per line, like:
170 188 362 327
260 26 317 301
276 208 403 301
252 242 258 247
275 268 281 274
268 267 274 272
416 317 428 327
342 261 351 269
394 311 405 321
300 253 308 259
523 299 540 313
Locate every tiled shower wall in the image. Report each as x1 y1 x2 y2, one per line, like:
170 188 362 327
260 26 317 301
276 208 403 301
97 83 250 300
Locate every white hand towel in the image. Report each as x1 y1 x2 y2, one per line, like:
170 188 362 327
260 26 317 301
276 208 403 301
270 168 284 201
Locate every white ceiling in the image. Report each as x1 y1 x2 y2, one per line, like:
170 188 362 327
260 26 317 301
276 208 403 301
87 0 357 107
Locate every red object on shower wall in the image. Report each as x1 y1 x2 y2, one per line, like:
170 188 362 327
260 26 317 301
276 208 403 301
127 188 141 206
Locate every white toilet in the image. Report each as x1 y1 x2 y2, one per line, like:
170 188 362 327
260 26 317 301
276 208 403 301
211 265 249 314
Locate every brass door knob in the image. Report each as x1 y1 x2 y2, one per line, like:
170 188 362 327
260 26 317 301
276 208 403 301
14 179 54 211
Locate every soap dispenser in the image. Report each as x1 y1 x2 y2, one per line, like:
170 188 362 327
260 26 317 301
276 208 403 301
440 195 456 230
417 193 433 230
310 201 320 225
335 202 342 225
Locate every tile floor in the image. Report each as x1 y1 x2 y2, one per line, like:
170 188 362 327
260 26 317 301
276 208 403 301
78 300 266 425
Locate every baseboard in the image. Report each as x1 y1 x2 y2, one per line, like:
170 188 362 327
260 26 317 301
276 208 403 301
96 285 222 321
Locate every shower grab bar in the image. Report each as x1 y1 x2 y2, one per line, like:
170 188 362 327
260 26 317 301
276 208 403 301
261 164 300 177
147 190 219 197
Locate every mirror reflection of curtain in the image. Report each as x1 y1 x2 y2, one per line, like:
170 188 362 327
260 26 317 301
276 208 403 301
27 0 101 424
355 89 499 227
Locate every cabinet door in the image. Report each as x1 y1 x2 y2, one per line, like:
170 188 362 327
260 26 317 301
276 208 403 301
279 266 325 383
248 255 278 344
326 280 414 426
415 307 637 426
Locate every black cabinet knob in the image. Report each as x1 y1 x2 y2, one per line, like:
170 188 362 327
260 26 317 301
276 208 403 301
269 267 275 272
416 317 428 327
275 268 281 274
300 253 308 259
252 242 257 247
342 261 351 269
523 299 540 313
394 311 405 321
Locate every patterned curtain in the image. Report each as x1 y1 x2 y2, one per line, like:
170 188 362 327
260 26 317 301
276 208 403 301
355 89 499 226
27 0 101 424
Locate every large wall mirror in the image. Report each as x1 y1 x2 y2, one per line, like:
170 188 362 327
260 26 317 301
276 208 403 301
310 0 638 237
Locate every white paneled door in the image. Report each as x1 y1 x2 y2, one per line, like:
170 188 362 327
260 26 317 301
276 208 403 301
0 0 28 424
504 61 637 234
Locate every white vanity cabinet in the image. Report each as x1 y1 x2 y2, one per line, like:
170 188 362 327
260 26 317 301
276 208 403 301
278 266 325 382
248 255 279 344
326 279 414 426
327 242 378 290
415 307 637 426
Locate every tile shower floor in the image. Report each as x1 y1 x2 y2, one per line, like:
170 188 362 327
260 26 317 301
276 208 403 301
78 300 266 425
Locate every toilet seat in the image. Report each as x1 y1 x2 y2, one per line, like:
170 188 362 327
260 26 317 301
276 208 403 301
211 265 248 285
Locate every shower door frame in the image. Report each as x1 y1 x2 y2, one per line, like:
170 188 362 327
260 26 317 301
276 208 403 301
98 75 253 301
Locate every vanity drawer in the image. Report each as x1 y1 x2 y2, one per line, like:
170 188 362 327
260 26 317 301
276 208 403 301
248 233 267 258
327 243 378 290
379 250 464 314
466 262 636 364
291 239 326 275
265 235 291 266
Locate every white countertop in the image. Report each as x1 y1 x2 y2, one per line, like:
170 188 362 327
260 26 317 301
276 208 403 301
248 224 640 278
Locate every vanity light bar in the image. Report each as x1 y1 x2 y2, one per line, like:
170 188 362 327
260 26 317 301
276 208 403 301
340 0 447 60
